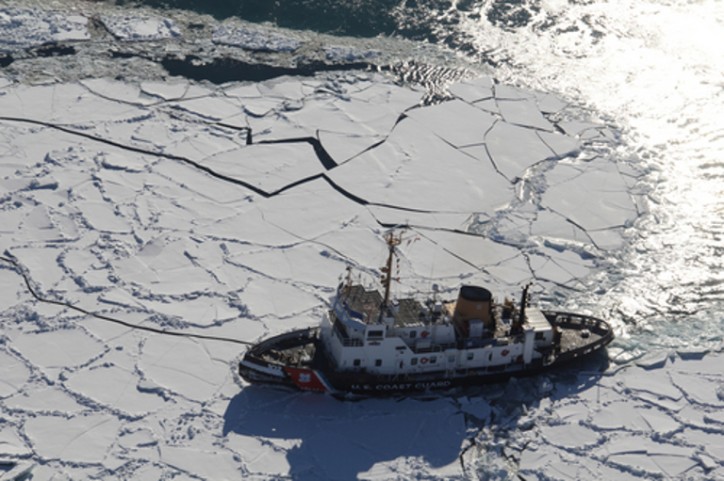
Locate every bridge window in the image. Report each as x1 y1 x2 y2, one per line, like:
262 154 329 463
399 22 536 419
353 359 361 367
375 359 382 367
368 330 384 338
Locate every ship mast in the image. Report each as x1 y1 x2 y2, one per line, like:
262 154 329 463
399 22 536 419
380 231 402 314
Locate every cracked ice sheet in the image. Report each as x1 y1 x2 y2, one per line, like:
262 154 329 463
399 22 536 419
329 117 513 212
0 71 652 481
502 350 724 481
0 82 146 125
139 336 230 403
396 228 530 292
486 121 559 181
542 159 638 249
0 351 31 398
202 183 382 261
201 142 327 193
25 414 122 464
257 77 421 136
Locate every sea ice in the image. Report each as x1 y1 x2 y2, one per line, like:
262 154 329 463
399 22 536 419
497 99 556 131
0 64 669 480
3 385 85 413
0 351 30 398
99 15 181 42
329 118 513 211
138 336 230 402
0 8 89 49
10 328 106 376
0 427 30 457
323 45 380 62
159 445 242 479
405 99 498 147
24 414 121 463
448 76 494 103
65 364 167 415
486 121 557 181
201 142 327 193
212 24 301 53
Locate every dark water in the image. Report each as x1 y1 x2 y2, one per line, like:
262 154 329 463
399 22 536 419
117 0 537 43
118 0 400 36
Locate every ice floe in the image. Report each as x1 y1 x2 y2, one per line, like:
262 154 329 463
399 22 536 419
213 24 301 53
476 351 724 481
99 15 181 42
0 8 89 50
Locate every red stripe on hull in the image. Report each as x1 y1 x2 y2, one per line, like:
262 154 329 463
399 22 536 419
283 366 327 392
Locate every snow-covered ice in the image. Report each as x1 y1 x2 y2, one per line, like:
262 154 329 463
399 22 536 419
0 46 718 478
0 8 89 50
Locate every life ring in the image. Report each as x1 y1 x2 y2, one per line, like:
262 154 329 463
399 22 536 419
421 331 430 338
420 357 428 364
501 349 510 357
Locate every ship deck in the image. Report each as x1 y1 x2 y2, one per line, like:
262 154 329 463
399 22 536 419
342 285 434 326
548 311 614 360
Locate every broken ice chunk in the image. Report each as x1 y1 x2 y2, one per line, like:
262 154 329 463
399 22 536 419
405 99 497 147
139 336 228 402
497 99 556 131
10 328 105 377
323 46 380 62
541 160 638 248
160 445 243 480
100 15 180 41
0 8 89 49
212 24 300 52
540 423 601 449
0 351 31 398
486 121 556 180
65 364 167 415
329 119 512 211
448 76 494 103
24 414 121 463
201 143 327 194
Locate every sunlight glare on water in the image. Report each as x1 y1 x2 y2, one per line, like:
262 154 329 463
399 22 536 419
458 0 724 350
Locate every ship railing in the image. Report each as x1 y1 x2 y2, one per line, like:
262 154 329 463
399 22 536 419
551 312 612 336
551 312 615 360
249 327 318 356
410 335 523 354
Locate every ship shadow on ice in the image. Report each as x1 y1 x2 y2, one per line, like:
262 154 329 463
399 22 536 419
222 385 466 479
222 350 610 479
